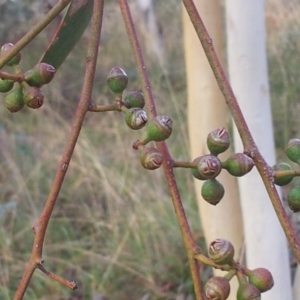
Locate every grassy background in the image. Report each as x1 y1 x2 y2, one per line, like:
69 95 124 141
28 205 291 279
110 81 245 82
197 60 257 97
0 0 299 299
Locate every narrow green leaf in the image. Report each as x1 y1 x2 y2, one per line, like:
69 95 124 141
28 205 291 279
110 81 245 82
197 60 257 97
40 0 93 69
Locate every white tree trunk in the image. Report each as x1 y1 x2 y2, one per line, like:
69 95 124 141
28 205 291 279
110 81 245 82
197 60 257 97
183 1 243 298
225 1 292 299
135 0 164 64
293 266 300 300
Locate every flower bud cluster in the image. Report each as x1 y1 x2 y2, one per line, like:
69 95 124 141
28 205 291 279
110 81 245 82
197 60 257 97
190 128 254 206
5 83 46 113
204 239 273 300
0 43 56 113
272 138 300 212
106 67 172 171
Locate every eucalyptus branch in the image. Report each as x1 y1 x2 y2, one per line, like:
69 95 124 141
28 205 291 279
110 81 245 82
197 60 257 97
118 0 205 299
0 0 72 69
182 0 300 263
13 1 104 299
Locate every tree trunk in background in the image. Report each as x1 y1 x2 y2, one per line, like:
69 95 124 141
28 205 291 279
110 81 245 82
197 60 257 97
225 1 292 299
183 2 243 298
135 0 164 64
293 266 300 300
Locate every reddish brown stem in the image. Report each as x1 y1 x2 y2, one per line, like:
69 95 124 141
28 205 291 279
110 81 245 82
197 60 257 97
13 1 104 299
37 264 78 290
118 1 205 299
0 71 24 82
182 0 300 262
173 160 197 169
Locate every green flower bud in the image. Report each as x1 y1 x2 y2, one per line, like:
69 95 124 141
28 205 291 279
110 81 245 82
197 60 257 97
286 138 300 165
124 107 147 130
237 283 261 300
205 276 231 300
207 128 230 155
0 79 14 93
140 115 172 144
247 268 274 293
23 86 44 109
201 179 225 205
272 162 293 186
107 67 128 95
123 90 145 109
287 186 300 212
139 147 163 170
193 155 222 180
5 87 24 113
223 153 254 177
208 239 235 265
1 43 21 67
25 63 56 87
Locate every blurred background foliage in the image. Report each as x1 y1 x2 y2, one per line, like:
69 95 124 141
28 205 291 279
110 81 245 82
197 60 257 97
0 0 298 299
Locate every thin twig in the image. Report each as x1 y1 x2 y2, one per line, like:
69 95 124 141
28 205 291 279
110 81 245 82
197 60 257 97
0 71 24 82
173 160 197 168
194 254 232 271
274 170 300 178
37 265 78 290
118 1 205 299
182 0 300 262
88 102 121 112
13 1 104 299
0 0 72 69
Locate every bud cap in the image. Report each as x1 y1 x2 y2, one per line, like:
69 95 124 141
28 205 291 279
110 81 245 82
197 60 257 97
107 67 128 95
223 153 254 177
23 86 44 109
248 268 274 293
195 155 222 180
140 147 163 170
1 43 21 66
208 239 235 265
25 63 56 87
143 115 173 142
124 108 147 130
207 128 230 155
205 276 231 300
123 90 145 109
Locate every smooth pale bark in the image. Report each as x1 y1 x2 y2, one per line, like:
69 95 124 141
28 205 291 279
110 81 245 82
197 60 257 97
225 1 292 299
183 1 243 297
135 0 164 63
293 266 300 300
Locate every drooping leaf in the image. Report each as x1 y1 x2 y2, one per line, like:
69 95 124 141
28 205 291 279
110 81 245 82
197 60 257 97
40 0 93 70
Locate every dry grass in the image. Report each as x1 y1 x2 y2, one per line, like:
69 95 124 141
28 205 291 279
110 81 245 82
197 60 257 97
0 1 202 299
0 0 299 299
266 0 300 159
